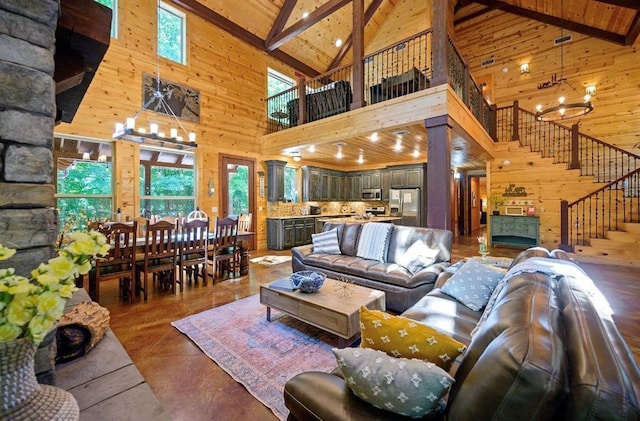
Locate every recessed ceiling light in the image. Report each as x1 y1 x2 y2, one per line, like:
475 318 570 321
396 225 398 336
336 150 343 159
308 145 315 152
302 11 309 18
335 38 343 48
394 141 402 152
413 149 419 158
370 132 378 142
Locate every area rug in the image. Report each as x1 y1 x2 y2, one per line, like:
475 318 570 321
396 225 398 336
171 294 338 420
250 255 292 265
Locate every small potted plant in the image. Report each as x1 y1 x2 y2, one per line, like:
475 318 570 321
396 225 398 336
490 194 504 215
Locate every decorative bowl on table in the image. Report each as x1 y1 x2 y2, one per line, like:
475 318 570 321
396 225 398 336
290 271 326 293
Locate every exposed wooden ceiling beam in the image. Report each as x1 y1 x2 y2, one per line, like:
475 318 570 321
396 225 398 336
170 0 320 76
472 0 627 46
626 11 640 44
327 0 383 71
266 0 352 51
595 0 640 10
265 0 297 45
453 5 498 26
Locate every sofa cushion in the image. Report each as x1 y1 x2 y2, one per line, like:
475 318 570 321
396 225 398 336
356 222 393 262
333 347 454 418
395 240 440 274
360 306 466 372
441 259 504 311
311 228 341 254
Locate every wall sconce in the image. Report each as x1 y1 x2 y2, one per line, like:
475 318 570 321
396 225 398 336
208 179 215 197
585 85 597 97
520 63 530 74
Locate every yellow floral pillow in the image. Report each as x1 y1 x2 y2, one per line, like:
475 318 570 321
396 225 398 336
359 306 466 372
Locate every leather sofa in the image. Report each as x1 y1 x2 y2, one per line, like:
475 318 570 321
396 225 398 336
284 247 640 420
291 222 453 313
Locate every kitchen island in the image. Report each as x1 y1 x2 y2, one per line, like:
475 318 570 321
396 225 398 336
315 215 402 224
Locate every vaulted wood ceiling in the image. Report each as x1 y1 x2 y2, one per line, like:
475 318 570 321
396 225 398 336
169 0 639 169
171 0 640 77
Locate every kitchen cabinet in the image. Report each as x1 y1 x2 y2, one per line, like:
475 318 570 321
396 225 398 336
319 171 330 200
389 163 426 189
381 170 390 200
268 217 316 250
301 166 321 202
490 215 539 248
361 170 382 189
329 172 342 201
266 160 286 202
351 174 362 200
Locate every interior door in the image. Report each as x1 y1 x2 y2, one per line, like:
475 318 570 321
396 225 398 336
219 155 255 227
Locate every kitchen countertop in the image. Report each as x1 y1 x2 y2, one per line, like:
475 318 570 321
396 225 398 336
266 213 356 220
316 216 402 223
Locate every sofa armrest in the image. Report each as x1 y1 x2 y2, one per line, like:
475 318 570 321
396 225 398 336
285 372 407 421
410 261 449 286
291 244 314 272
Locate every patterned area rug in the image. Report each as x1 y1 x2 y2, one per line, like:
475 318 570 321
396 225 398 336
250 255 292 265
171 295 338 420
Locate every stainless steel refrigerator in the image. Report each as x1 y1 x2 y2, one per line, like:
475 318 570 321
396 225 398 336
389 188 421 226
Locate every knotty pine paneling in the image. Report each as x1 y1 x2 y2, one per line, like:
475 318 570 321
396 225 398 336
366 0 430 55
455 10 640 151
54 0 298 251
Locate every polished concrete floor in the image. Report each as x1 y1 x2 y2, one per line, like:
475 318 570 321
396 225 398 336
98 233 640 421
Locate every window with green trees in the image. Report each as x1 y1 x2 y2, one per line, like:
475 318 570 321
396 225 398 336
267 68 295 121
139 149 195 218
284 167 298 202
55 138 114 234
228 165 249 216
158 1 186 64
95 0 118 38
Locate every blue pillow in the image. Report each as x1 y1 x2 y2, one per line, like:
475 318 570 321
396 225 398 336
312 228 341 254
441 259 504 311
356 222 393 262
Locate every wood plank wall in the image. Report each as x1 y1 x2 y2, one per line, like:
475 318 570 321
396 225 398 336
454 9 640 249
54 0 299 250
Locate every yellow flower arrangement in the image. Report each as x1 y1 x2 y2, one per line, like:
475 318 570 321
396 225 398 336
0 231 110 344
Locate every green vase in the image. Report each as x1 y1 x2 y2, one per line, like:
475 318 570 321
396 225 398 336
0 338 79 420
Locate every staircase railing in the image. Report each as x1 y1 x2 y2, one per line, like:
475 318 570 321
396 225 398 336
561 168 640 251
496 100 640 182
495 100 640 252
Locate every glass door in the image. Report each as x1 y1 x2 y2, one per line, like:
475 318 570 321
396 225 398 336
219 155 255 220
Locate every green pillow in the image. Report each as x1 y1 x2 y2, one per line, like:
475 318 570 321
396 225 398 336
333 347 454 418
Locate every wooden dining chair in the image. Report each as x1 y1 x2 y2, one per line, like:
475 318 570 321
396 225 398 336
177 218 209 289
89 221 137 303
207 217 240 280
135 220 178 300
134 216 148 238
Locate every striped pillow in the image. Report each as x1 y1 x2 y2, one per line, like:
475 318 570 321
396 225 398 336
311 228 341 254
356 222 393 262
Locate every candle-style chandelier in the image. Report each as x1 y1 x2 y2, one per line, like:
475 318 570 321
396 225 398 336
534 0 594 122
113 1 197 150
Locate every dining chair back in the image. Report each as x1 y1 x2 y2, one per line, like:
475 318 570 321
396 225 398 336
238 213 252 233
208 217 240 280
134 216 148 238
177 218 209 289
90 221 137 303
135 220 178 300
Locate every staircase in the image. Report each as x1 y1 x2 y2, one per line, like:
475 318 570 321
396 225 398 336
495 101 640 265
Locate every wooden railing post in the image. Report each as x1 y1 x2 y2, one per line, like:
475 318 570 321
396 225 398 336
569 123 580 169
297 78 306 125
560 199 571 251
430 0 450 87
489 103 498 141
511 100 520 142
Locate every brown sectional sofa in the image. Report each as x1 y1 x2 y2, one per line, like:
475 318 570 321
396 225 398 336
291 222 453 313
284 247 640 420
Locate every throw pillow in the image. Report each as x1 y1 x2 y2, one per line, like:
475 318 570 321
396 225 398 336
360 306 466 372
395 240 440 274
333 347 454 419
311 228 341 255
441 259 505 311
356 222 393 262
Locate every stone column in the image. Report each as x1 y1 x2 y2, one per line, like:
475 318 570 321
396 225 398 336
0 0 59 276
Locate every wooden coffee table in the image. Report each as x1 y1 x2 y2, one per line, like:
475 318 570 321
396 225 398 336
260 277 386 347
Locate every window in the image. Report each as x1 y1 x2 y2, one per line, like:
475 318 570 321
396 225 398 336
267 68 295 120
54 136 113 234
95 0 118 38
284 167 298 203
158 1 186 64
139 147 195 217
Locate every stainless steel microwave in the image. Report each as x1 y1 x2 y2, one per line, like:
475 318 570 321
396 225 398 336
362 188 382 200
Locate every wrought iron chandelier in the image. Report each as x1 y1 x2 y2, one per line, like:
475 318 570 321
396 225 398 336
534 0 594 122
113 1 197 150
